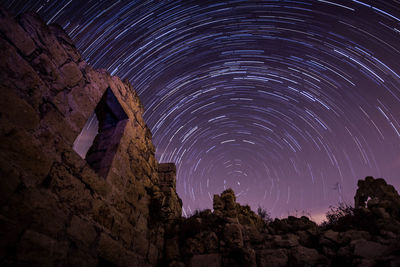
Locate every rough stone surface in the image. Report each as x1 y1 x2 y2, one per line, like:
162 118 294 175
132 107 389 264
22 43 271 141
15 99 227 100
189 254 221 267
1 8 400 267
355 176 400 219
352 239 388 259
0 8 181 267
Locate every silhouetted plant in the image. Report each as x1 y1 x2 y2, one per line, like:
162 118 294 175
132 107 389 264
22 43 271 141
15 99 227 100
257 206 272 223
325 202 354 226
320 202 378 233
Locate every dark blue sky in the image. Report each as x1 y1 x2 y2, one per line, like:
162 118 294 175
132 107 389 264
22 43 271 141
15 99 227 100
3 0 400 220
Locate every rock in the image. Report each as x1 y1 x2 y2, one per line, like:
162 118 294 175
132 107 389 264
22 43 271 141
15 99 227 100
17 230 69 265
213 194 224 213
352 239 388 259
296 230 315 247
372 207 390 219
270 216 317 234
189 254 221 267
60 61 83 88
165 238 180 261
184 237 205 255
256 248 288 267
0 7 36 56
322 246 336 258
337 245 352 258
67 215 97 246
320 229 340 248
340 230 371 243
274 234 299 248
323 229 340 243
169 261 185 267
202 231 219 252
290 246 327 266
354 176 400 219
223 223 244 248
19 12 68 67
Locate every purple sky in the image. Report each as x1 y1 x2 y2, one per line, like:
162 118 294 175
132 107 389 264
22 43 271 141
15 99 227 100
3 0 400 221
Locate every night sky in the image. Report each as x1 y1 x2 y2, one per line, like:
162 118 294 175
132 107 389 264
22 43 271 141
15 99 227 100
3 0 400 221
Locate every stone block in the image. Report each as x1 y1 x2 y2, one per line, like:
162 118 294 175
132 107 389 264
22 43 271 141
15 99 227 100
352 239 388 259
49 163 93 213
60 61 83 88
257 248 288 267
0 155 21 205
49 24 82 62
2 188 69 237
165 238 180 261
0 215 25 259
290 246 327 266
80 165 110 197
97 233 125 266
223 223 243 248
0 7 36 56
17 229 69 264
91 199 114 229
19 12 68 67
0 128 53 187
190 254 221 267
67 215 97 246
147 243 159 266
0 87 40 132
0 36 43 108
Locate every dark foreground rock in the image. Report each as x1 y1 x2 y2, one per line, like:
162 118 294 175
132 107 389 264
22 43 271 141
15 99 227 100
167 177 400 267
1 7 400 267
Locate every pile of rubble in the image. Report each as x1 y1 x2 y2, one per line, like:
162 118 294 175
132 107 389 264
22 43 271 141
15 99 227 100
164 177 400 267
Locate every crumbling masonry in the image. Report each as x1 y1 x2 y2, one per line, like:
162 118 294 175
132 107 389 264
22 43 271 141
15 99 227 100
0 7 181 266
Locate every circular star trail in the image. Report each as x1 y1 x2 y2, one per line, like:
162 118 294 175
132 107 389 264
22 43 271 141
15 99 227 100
4 0 400 220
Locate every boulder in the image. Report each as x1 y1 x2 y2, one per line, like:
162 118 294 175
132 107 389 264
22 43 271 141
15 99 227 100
223 223 244 248
189 254 221 267
256 248 288 267
290 246 327 266
352 239 388 259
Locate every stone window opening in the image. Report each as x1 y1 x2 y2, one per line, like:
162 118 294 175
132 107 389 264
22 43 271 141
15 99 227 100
73 88 128 178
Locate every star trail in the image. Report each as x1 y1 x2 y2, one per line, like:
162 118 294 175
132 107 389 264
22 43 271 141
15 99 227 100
3 0 400 220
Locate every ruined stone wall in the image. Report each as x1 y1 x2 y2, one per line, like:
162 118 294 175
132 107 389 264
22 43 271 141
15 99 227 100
0 7 181 266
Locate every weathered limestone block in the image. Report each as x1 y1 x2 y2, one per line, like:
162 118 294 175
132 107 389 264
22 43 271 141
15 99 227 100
49 24 82 62
18 12 68 67
17 230 69 265
355 176 400 219
2 188 69 238
352 239 389 259
165 237 181 261
67 215 97 246
80 164 111 197
290 246 327 266
0 36 44 107
48 163 93 212
0 7 36 56
97 233 126 266
0 155 21 204
223 223 244 248
31 53 63 89
91 198 114 229
189 254 221 267
256 248 289 267
60 61 83 88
